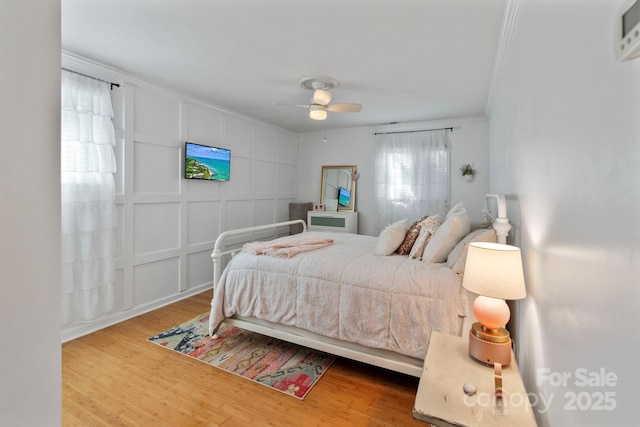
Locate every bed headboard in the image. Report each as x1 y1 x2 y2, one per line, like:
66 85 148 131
483 193 511 244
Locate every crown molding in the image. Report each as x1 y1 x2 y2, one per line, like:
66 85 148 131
485 0 521 117
61 51 297 136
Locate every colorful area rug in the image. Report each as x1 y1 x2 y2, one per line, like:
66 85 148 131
148 312 335 399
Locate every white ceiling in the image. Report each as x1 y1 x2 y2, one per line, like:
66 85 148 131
62 0 506 134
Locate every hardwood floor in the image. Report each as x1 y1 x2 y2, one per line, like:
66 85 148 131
62 291 426 426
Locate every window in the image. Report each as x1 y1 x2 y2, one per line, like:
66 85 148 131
61 70 117 324
374 130 450 228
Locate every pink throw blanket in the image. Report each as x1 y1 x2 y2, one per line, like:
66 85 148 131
242 234 334 259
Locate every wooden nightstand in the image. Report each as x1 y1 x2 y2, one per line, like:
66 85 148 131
413 331 538 427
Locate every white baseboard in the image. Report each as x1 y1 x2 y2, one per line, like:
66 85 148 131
61 284 213 343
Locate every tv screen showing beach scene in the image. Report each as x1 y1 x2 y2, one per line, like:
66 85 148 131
338 187 351 207
185 142 230 181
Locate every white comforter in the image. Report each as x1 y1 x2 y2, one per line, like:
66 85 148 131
209 232 462 359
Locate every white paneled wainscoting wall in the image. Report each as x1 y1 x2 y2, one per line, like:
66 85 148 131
62 54 298 341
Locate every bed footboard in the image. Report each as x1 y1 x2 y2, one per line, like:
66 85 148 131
209 219 307 335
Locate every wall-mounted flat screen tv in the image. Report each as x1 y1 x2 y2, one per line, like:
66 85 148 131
337 186 351 207
185 142 230 181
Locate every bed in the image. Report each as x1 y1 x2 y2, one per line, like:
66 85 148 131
208 194 512 377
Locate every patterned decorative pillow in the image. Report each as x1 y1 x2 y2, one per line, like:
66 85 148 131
420 214 442 233
409 215 442 259
395 216 426 255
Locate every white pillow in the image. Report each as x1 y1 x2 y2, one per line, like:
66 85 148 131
421 203 470 263
444 201 465 219
373 219 409 256
446 228 497 274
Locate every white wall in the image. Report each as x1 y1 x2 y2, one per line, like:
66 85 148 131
297 117 490 236
488 1 640 425
61 54 298 341
0 1 61 425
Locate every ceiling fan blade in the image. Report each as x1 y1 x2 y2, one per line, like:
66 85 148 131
313 89 332 105
327 103 362 113
274 102 310 108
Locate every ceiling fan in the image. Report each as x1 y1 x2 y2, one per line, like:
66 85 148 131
278 76 362 121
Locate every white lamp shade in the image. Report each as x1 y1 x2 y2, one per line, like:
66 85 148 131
462 242 526 300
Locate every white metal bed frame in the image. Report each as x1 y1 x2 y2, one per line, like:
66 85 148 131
209 194 510 377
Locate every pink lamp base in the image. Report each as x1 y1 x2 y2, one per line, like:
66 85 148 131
473 296 510 330
468 324 512 366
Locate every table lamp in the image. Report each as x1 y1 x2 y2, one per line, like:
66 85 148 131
462 242 526 366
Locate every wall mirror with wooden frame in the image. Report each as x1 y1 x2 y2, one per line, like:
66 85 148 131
320 165 357 212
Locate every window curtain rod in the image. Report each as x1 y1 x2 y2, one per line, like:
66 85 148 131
373 126 453 136
62 68 120 90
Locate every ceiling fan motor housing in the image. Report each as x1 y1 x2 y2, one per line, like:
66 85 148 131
299 75 339 91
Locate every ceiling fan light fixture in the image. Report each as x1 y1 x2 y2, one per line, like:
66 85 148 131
309 104 327 120
313 89 332 105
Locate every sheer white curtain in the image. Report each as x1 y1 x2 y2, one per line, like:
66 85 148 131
374 129 450 229
61 70 117 324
